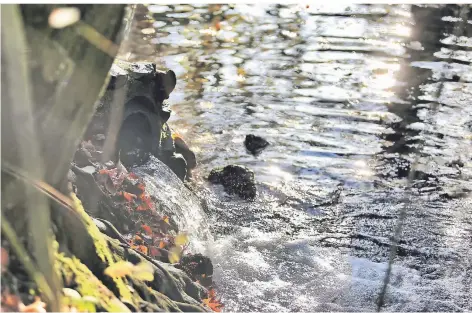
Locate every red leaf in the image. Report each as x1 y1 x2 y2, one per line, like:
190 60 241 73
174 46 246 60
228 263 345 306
141 224 152 236
150 247 160 257
98 169 109 175
136 205 148 211
128 173 139 180
121 191 136 202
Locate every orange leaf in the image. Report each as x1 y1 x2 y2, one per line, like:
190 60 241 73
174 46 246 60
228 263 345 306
98 169 110 175
122 191 136 202
162 216 170 224
202 288 224 312
136 205 148 211
202 299 222 312
139 194 154 209
141 224 152 236
159 241 166 249
137 245 148 255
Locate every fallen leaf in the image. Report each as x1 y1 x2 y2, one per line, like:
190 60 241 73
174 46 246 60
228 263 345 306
150 247 160 257
128 173 139 180
121 192 137 202
136 205 148 211
202 289 224 312
168 246 182 264
162 216 170 224
159 241 166 249
136 245 148 255
237 67 246 76
175 233 189 246
139 194 154 210
104 261 134 278
132 262 154 281
141 224 152 236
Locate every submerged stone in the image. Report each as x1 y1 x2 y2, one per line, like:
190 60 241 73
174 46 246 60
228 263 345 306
208 165 257 200
244 134 269 155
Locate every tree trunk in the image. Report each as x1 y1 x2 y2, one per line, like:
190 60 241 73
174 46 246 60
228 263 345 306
1 4 128 310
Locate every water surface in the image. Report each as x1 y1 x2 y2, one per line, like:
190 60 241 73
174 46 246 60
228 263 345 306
120 4 472 311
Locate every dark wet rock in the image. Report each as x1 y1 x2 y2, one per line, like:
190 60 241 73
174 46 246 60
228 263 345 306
208 165 257 200
117 113 153 168
244 134 269 155
174 136 197 170
73 145 93 167
177 254 214 288
446 159 465 168
163 153 188 182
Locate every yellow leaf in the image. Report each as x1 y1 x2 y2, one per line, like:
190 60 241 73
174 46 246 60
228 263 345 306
132 262 154 281
104 261 133 278
237 67 246 76
168 246 182 263
175 233 189 246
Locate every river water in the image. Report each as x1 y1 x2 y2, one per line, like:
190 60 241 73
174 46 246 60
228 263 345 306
120 4 472 312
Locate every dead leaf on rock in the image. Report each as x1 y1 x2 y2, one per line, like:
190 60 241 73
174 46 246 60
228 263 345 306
168 246 182 264
104 261 134 278
141 224 152 236
175 233 189 246
202 289 224 312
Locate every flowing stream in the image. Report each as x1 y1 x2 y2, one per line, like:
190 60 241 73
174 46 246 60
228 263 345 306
120 4 472 311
